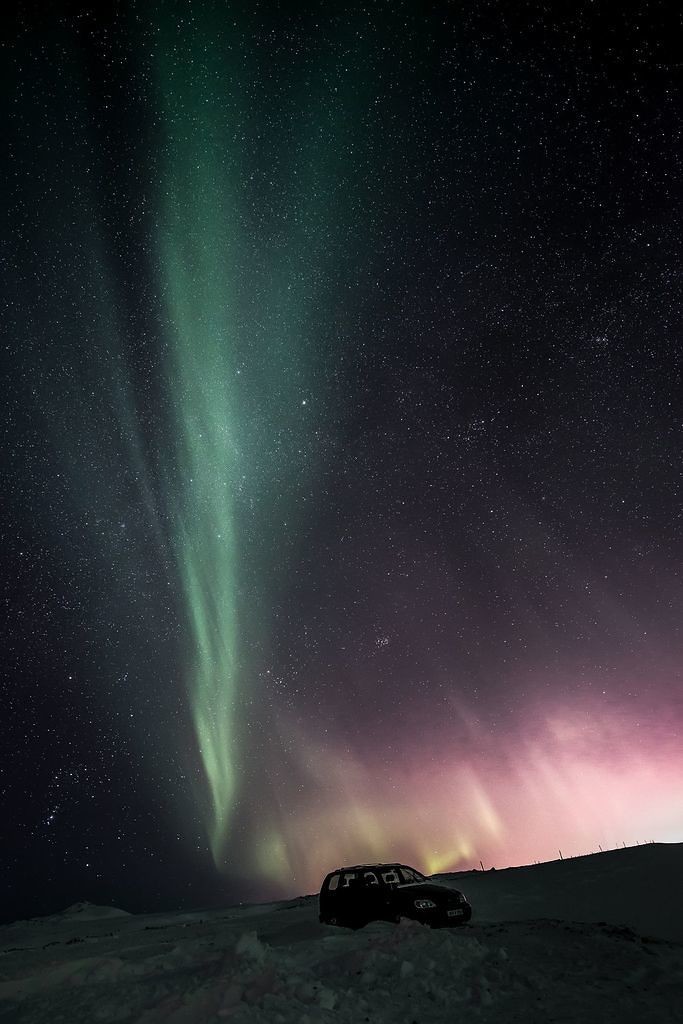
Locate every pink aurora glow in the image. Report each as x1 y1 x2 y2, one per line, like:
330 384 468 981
246 692 682 892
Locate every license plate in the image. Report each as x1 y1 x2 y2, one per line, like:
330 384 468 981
447 909 463 917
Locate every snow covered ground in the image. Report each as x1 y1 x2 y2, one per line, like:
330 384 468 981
1 844 681 1023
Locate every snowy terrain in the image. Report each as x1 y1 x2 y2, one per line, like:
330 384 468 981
1 844 681 1023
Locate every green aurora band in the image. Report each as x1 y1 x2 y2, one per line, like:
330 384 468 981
153 13 374 867
156 30 245 865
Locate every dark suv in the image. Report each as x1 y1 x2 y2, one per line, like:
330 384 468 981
319 863 472 929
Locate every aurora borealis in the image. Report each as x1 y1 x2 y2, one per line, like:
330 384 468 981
156 25 245 865
3 2 682 922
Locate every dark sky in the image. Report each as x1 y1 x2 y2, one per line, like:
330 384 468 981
3 1 682 924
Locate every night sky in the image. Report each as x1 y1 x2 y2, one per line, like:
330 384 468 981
3 1 682 924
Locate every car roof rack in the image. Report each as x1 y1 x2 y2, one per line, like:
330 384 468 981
332 863 404 872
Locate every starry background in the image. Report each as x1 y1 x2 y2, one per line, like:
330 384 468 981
2 1 682 923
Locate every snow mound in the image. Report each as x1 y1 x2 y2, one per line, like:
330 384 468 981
5 902 132 932
55 902 132 922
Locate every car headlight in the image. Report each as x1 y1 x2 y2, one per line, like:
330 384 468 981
414 899 437 909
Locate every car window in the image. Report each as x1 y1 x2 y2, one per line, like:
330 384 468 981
341 871 358 887
363 871 379 885
327 873 340 891
381 868 400 885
